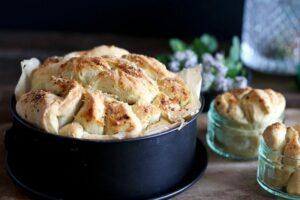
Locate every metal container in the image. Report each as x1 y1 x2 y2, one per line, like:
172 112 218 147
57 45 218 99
5 97 204 199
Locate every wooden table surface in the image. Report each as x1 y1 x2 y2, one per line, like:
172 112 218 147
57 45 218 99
0 31 300 199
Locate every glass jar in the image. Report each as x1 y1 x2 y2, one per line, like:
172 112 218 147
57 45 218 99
241 0 300 75
257 139 300 199
206 100 284 160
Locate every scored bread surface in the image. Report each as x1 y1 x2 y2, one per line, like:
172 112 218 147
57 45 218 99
16 45 195 139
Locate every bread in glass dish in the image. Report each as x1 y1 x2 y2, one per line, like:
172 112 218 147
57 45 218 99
257 122 300 198
207 87 285 159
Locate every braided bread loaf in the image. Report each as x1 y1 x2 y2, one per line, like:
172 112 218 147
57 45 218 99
16 45 198 139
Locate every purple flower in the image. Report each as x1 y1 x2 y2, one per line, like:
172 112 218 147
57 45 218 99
184 56 197 68
174 51 186 61
214 62 228 76
202 72 215 91
202 53 215 66
233 76 248 89
185 50 197 59
168 61 180 72
214 76 233 92
169 50 199 70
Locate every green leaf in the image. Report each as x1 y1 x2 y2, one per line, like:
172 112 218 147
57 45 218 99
156 54 170 65
226 61 243 78
228 36 240 63
223 36 244 78
200 34 218 53
169 38 188 52
191 34 218 59
191 38 208 58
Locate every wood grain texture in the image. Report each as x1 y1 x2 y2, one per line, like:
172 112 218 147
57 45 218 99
1 109 300 199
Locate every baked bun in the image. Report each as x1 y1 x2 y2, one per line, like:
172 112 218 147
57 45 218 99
104 96 143 137
17 77 84 133
287 170 300 195
215 87 285 125
262 122 300 193
122 54 175 79
59 122 85 138
16 45 198 139
90 56 159 104
16 90 61 133
132 100 161 129
283 127 300 166
263 122 300 162
263 122 287 151
74 90 105 135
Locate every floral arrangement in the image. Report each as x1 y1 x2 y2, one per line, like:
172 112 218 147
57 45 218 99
157 34 248 92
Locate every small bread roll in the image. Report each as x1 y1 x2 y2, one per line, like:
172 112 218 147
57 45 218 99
31 57 65 91
122 54 174 80
214 88 248 124
31 76 84 127
152 92 181 122
16 90 61 134
263 122 287 151
157 77 191 107
59 122 85 138
283 128 300 167
132 100 161 129
215 87 285 125
287 170 300 196
60 57 111 86
104 96 142 137
75 90 105 135
262 123 300 195
91 59 159 104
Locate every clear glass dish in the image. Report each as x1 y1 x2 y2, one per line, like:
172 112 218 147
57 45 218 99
206 100 284 160
257 139 300 199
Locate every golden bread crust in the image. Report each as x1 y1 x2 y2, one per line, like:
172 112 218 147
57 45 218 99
16 90 62 134
104 97 142 137
215 87 285 124
17 45 195 139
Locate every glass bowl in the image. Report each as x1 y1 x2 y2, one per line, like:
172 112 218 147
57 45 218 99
206 100 284 160
257 139 300 199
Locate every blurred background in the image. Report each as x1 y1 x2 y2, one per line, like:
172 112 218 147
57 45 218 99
0 0 244 40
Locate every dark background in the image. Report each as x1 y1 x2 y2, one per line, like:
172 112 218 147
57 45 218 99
0 0 245 40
